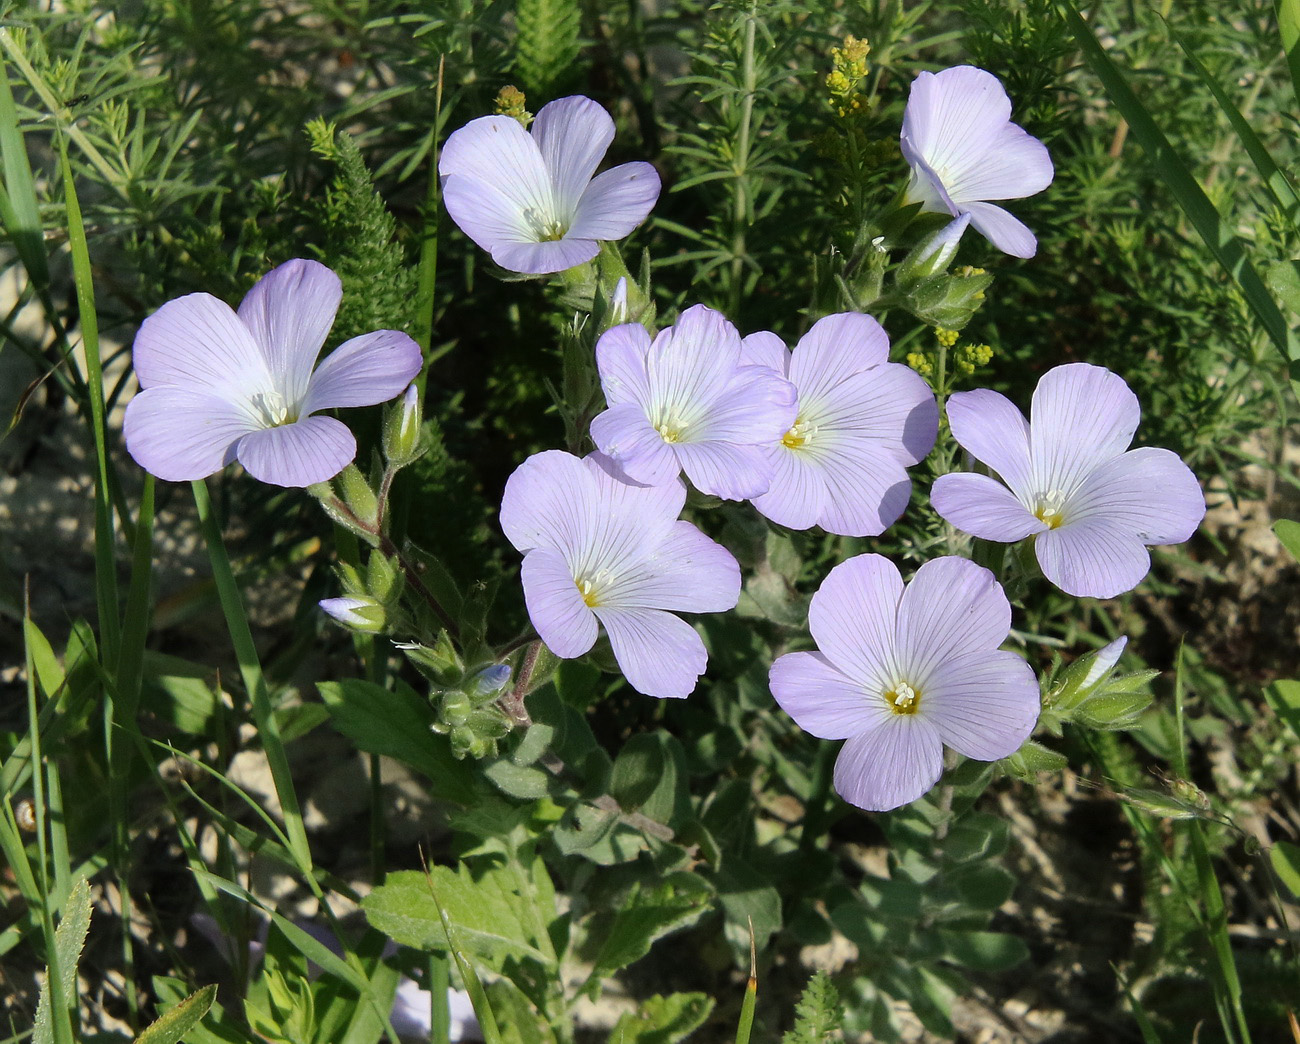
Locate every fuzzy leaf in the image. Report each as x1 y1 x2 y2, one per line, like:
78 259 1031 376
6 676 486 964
781 971 843 1044
585 874 714 992
33 877 93 1044
607 993 713 1043
135 984 218 1044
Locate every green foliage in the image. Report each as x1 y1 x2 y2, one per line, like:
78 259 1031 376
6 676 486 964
781 971 843 1044
514 0 582 99
134 985 218 1044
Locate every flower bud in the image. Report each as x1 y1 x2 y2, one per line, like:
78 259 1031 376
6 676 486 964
903 264 993 329
468 663 512 700
319 596 386 634
334 464 380 532
366 552 403 604
897 213 970 287
383 384 423 467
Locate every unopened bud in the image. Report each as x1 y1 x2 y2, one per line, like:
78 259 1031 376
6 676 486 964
334 464 379 532
383 384 423 467
898 213 970 286
608 277 629 324
469 663 512 699
319 596 386 633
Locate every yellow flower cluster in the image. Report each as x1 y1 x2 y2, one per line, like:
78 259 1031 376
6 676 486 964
826 35 871 117
906 352 933 377
494 85 533 127
935 327 959 348
955 342 994 377
907 332 995 381
955 265 987 301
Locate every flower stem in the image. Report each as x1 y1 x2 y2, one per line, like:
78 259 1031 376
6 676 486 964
727 0 759 318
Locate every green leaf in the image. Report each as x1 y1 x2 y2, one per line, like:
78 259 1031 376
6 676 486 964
585 874 714 992
996 740 1069 782
780 971 842 1044
953 865 1015 912
318 680 477 805
485 980 557 1044
515 0 582 96
1270 839 1300 900
33 877 93 1044
363 868 555 969
152 978 246 1044
610 733 665 811
482 757 559 801
1275 519 1300 563
134 984 218 1044
1278 0 1300 110
717 863 782 964
606 993 713 1044
936 930 1029 972
1265 678 1300 741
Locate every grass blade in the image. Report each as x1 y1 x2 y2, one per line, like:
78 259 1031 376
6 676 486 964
1278 0 1300 109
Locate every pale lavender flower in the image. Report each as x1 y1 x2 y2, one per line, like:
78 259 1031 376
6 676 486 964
931 363 1206 598
499 450 740 699
590 305 797 500
440 96 660 274
770 554 1038 812
739 312 937 536
124 259 422 487
900 66 1053 258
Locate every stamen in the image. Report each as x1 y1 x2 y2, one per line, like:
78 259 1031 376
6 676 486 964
885 680 920 715
575 577 600 607
1033 489 1068 529
249 390 293 428
782 416 817 450
654 411 688 444
522 206 568 242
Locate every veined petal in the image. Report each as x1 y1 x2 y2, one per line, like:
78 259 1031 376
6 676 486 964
944 123 1053 204
439 115 556 240
945 388 1033 496
770 651 884 740
901 67 1013 185
492 238 599 275
602 520 740 613
1029 364 1139 497
1063 446 1205 545
931 472 1045 541
442 174 538 253
922 649 1039 760
531 96 615 220
300 330 423 414
132 292 273 399
811 363 938 466
521 548 599 658
568 162 661 240
814 439 913 538
673 441 773 500
808 554 903 688
235 415 355 487
691 366 797 444
123 387 259 482
499 449 599 555
1035 517 1152 599
833 715 944 812
590 403 682 487
594 605 707 699
789 312 891 403
739 331 790 376
595 322 654 406
236 259 342 404
961 201 1038 259
895 557 1011 687
580 453 685 569
750 447 826 531
645 305 742 419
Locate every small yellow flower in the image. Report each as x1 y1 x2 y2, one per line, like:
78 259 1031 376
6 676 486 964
906 352 933 377
494 85 533 127
935 327 959 348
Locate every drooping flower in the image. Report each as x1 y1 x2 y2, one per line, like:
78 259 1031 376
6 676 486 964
900 66 1053 259
770 554 1039 812
931 363 1206 598
439 95 660 274
124 259 422 487
499 450 740 699
739 312 938 536
590 305 797 500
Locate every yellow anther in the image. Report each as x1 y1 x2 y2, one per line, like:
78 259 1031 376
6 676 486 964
886 681 920 715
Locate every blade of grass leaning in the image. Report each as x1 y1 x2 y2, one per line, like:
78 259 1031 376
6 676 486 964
1060 0 1300 393
1114 964 1164 1044
191 479 313 872
429 953 452 1044
1277 0 1300 110
1173 645 1253 1044
734 918 757 1044
1169 26 1300 221
0 52 49 290
412 53 445 365
422 867 503 1044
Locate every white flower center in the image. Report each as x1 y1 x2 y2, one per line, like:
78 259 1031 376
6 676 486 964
523 206 568 242
884 680 921 716
250 390 294 428
575 575 603 607
782 415 818 450
654 411 689 444
1032 489 1068 530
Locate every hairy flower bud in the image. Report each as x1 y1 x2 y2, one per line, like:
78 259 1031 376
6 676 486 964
383 384 423 467
319 596 386 634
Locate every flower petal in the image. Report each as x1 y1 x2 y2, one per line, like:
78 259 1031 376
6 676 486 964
945 388 1033 496
808 553 903 687
943 123 1053 204
530 96 614 219
439 114 555 246
901 67 1012 185
739 331 790 375
236 259 342 404
521 548 599 658
492 238 600 275
499 450 599 555
1034 517 1152 598
895 557 1011 687
921 649 1039 760
300 330 423 414
750 447 826 530
690 365 797 445
960 200 1038 259
770 651 883 740
595 322 654 406
814 439 914 538
811 363 938 467
1063 446 1205 545
833 715 944 812
123 387 259 482
594 605 707 699
673 441 773 500
1029 363 1139 499
235 415 356 487
568 162 661 240
132 292 273 399
590 402 682 487
603 520 740 613
789 312 890 402
931 472 1045 541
